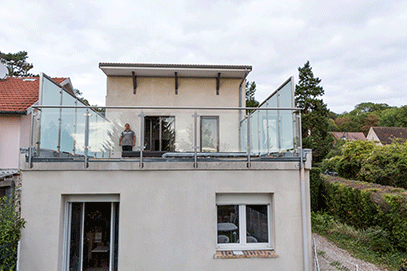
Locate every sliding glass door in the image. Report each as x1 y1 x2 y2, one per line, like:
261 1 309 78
64 201 119 271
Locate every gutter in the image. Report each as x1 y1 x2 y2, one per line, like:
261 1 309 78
0 110 27 115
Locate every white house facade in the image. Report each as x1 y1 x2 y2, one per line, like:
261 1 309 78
18 63 312 271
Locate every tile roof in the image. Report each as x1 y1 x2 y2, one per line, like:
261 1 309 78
0 77 68 113
371 127 407 145
331 132 366 141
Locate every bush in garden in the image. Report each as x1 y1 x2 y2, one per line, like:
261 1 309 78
359 142 407 189
0 192 26 270
336 140 376 180
321 176 407 251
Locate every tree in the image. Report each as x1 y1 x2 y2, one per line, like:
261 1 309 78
295 61 333 163
74 89 105 115
0 51 34 76
245 81 259 108
360 113 379 135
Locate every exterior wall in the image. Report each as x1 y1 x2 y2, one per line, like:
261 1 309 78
0 115 23 168
366 129 382 146
19 163 312 270
105 76 244 157
106 76 242 107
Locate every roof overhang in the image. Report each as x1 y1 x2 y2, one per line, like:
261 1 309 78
99 63 252 78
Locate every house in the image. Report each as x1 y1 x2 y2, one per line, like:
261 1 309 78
366 127 407 145
0 76 73 196
18 63 313 270
330 132 366 141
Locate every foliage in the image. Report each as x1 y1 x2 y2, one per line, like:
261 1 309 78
0 51 34 77
312 211 405 270
245 81 259 111
320 176 407 251
336 140 376 179
320 155 341 173
379 106 407 127
74 89 105 115
295 61 333 163
360 113 379 136
359 142 407 189
0 192 26 270
310 168 325 212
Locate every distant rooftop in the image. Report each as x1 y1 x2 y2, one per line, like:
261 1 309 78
99 62 252 78
331 132 366 141
369 127 407 145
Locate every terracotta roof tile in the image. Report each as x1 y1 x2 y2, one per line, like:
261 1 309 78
0 77 68 113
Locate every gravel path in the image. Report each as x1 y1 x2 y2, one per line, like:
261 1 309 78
313 233 387 271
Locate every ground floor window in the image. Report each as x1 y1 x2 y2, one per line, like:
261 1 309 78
216 193 272 250
63 195 119 271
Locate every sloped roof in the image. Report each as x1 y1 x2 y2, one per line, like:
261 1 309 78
331 132 366 141
0 77 69 114
370 127 407 145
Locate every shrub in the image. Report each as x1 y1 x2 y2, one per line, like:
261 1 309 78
336 140 376 180
0 192 26 270
322 176 407 250
359 142 407 189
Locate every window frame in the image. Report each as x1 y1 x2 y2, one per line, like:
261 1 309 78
216 193 273 251
62 194 120 271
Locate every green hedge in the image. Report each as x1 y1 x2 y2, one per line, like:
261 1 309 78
321 176 407 250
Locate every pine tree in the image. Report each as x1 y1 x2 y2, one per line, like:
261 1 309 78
295 61 333 163
0 51 34 76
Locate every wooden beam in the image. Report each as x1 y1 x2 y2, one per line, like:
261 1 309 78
175 72 178 95
216 72 221 95
132 71 137 94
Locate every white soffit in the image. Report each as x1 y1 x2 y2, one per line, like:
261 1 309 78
99 63 252 78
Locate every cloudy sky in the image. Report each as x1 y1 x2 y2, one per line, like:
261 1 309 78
1 0 406 113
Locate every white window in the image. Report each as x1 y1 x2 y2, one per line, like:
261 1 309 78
63 194 119 271
216 193 273 250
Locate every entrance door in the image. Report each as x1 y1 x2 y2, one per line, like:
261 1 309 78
65 201 119 271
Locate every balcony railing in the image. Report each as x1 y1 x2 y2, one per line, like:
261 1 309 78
26 74 303 168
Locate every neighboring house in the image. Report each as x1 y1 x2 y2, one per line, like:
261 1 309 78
18 63 313 271
330 132 366 141
366 127 407 146
0 76 73 195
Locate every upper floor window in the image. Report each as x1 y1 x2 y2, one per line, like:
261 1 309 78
144 116 175 151
201 116 219 152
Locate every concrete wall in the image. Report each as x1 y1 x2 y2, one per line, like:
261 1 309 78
19 162 312 270
0 114 30 168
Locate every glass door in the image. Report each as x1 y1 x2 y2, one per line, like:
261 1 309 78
65 202 119 271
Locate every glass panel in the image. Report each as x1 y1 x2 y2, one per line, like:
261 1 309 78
69 203 83 271
39 76 61 151
278 80 293 108
201 117 218 152
83 202 111 270
217 205 239 244
246 205 268 243
161 117 175 151
60 92 76 154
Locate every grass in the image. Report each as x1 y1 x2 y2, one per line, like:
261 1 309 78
312 211 407 271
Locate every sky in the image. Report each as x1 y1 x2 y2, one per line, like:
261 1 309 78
1 0 407 114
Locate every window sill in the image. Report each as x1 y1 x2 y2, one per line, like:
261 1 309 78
213 250 278 259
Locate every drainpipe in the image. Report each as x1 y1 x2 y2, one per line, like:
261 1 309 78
238 69 249 151
298 113 309 271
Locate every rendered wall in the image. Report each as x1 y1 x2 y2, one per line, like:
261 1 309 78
105 76 244 156
0 115 22 168
19 164 312 270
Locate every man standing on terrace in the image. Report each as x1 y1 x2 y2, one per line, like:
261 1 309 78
119 123 136 152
